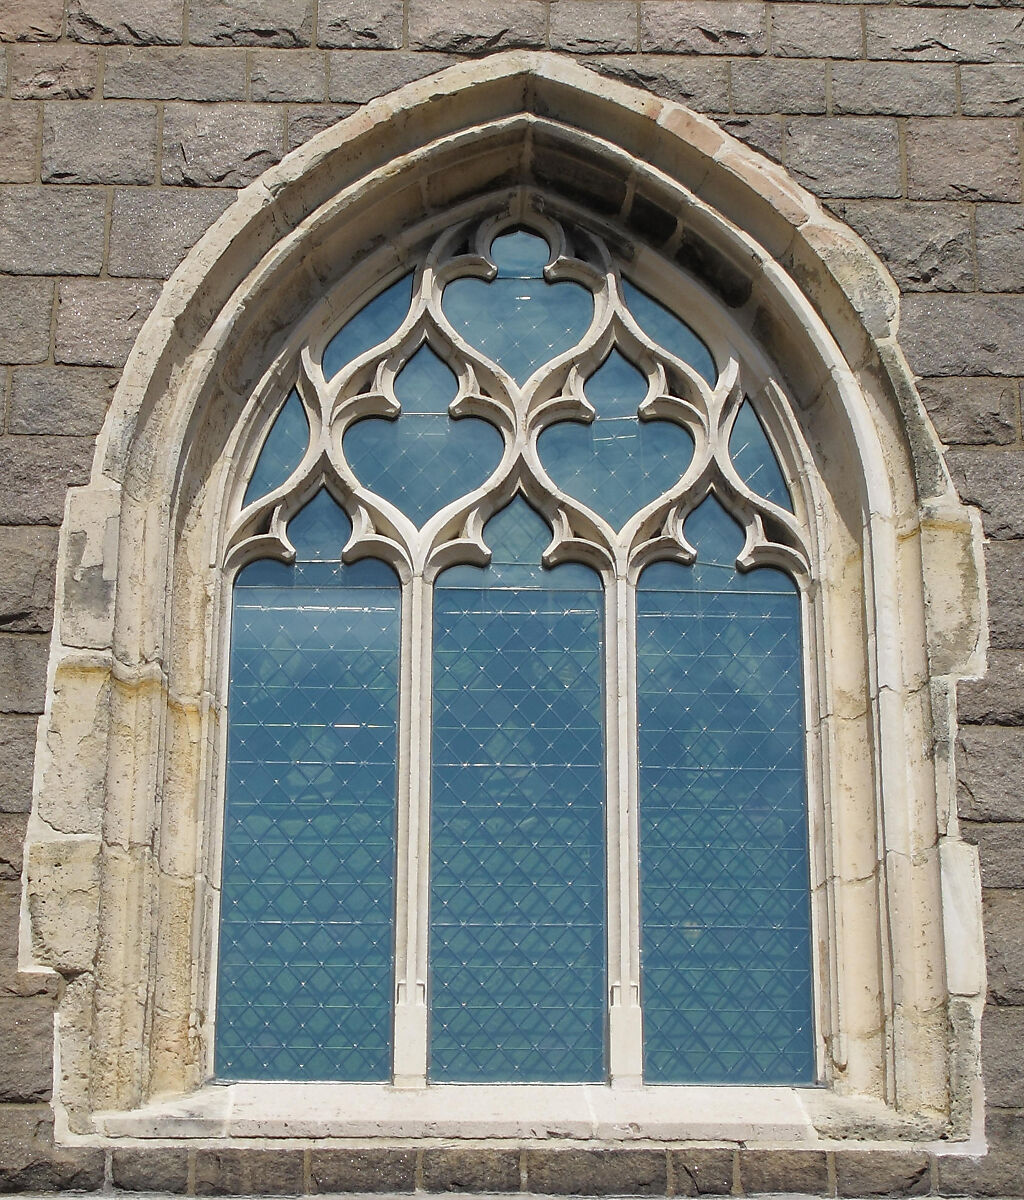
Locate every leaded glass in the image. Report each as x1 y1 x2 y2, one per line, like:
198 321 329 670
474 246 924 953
430 499 606 1081
637 497 813 1083
442 231 593 383
343 345 504 527
217 490 400 1081
243 389 309 508
537 349 694 529
323 273 414 380
622 280 717 387
729 402 793 511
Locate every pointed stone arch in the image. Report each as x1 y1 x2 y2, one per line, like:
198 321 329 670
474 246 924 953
23 52 986 1147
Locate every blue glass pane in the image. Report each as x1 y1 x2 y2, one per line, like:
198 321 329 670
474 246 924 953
323 273 414 380
217 490 399 1081
243 390 310 508
442 230 593 383
343 345 504 528
431 499 606 1081
637 496 813 1083
538 350 694 529
729 402 793 511
622 280 717 387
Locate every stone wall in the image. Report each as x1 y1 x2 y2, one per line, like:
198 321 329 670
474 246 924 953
0 0 1022 1195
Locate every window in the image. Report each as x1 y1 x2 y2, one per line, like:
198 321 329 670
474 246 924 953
216 215 815 1087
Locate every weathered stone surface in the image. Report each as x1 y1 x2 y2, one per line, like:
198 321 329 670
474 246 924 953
526 1149 667 1195
55 279 162 367
938 1107 1024 1196
917 377 1018 445
739 1149 828 1194
0 1107 104 1192
11 46 98 99
730 59 826 114
310 1148 416 1193
189 0 314 47
0 0 63 41
830 200 972 291
42 101 158 184
772 3 862 58
0 812 26 879
286 103 356 149
641 1 766 55
907 118 1021 201
866 8 1024 63
318 0 404 49
0 992 53 1101
409 0 545 52
958 726 1024 821
327 51 454 103
250 49 326 101
976 203 1024 292
784 117 901 198
421 1148 520 1193
67 0 184 44
161 103 284 186
832 62 957 116
960 650 1024 722
0 102 37 183
9 365 119 435
0 881 19 963
962 63 1024 116
0 634 49 714
0 438 94 526
984 888 1024 1004
669 1148 733 1196
984 541 1024 649
902 296 1024 377
551 2 639 54
0 187 106 276
0 277 54 365
720 115 782 161
104 46 246 99
0 715 38 813
0 525 58 633
963 820 1024 888
949 447 1024 538
588 54 730 113
835 1149 930 1196
109 188 233 278
111 1147 190 1193
982 1005 1024 1104
195 1148 305 1195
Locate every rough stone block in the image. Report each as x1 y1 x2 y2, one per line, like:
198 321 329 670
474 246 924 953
730 59 826 113
669 1148 733 1195
43 101 158 185
0 525 58 633
310 1148 416 1193
835 1149 930 1196
55 279 162 367
286 103 356 149
866 8 1024 64
720 115 782 161
962 64 1024 116
0 102 39 183
318 0 403 49
112 1147 190 1193
0 992 53 1101
327 51 454 103
950 446 1024 537
587 55 730 113
0 715 38 813
0 0 63 41
771 3 862 58
421 1148 520 1193
0 812 26 879
938 1107 1024 1195
250 49 326 101
0 438 95 526
907 118 1020 201
832 62 957 116
641 1 767 55
902 296 1024 377
109 188 233 278
161 103 284 186
550 2 639 54
976 204 1024 292
917 378 1017 446
0 277 54 365
0 880 19 962
984 541 1024 649
409 0 545 51
11 45 98 99
0 1107 104 1192
526 1149 667 1195
958 726 1024 821
830 200 972 291
188 0 314 47
963 820 1024 888
982 1005 1024 1104
984 888 1024 1004
784 117 901 198
195 1148 305 1195
9 365 119 436
67 0 184 44
739 1149 828 1194
960 650 1024 722
104 46 246 99
0 187 107 276
0 633 49 714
